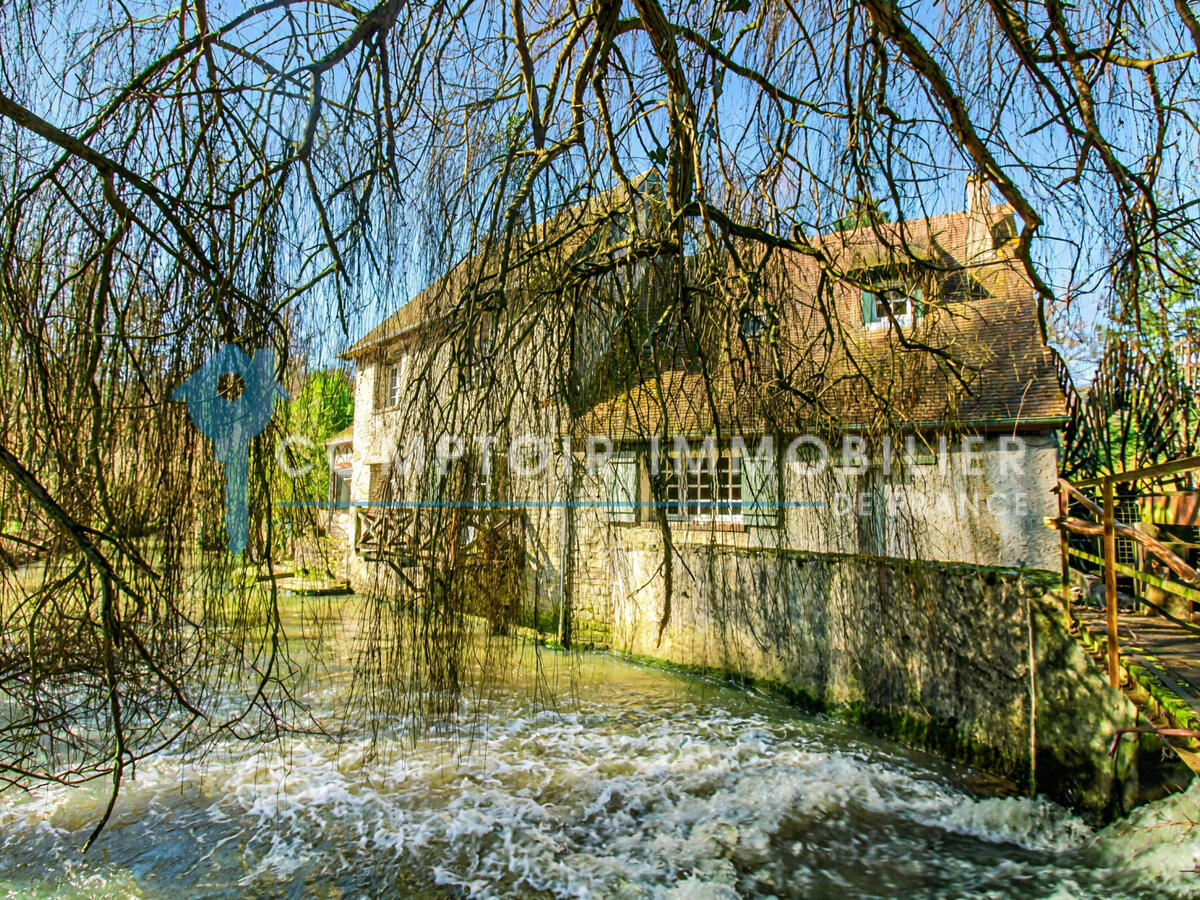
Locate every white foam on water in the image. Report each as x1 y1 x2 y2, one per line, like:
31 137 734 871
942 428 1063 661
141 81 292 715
1085 779 1200 894
930 794 1095 853
1 661 1197 898
236 835 314 886
175 709 1107 897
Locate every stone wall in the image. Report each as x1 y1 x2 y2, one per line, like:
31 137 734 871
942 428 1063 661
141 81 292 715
778 432 1061 569
571 543 1144 819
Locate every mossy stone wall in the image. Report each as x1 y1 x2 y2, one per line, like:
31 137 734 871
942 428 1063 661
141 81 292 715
573 547 1142 819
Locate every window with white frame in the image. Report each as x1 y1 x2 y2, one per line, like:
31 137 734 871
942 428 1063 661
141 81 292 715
666 449 742 521
381 355 407 409
862 280 922 330
602 442 779 527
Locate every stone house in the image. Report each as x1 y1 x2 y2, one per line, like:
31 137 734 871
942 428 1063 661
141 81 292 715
321 185 1165 819
331 178 1069 620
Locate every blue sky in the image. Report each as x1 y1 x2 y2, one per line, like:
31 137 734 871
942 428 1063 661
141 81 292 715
12 0 1197 382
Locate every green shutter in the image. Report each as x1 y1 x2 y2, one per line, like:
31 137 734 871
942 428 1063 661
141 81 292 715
861 290 877 325
912 286 924 320
740 446 779 526
604 454 638 523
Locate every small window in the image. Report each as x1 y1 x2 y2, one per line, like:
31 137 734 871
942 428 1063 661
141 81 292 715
388 362 402 406
990 217 1016 246
862 281 922 330
666 451 742 521
381 357 407 409
876 288 910 320
740 310 766 339
1116 497 1140 567
332 470 351 505
660 442 779 525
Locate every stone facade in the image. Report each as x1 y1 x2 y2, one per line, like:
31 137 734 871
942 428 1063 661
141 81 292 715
571 544 1141 818
326 190 1123 812
560 433 1063 612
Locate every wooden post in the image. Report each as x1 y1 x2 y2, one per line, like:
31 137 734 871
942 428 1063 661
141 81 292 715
1058 485 1071 627
557 464 576 649
1102 477 1120 688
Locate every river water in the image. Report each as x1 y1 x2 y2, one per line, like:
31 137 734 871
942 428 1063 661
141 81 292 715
1 601 1198 898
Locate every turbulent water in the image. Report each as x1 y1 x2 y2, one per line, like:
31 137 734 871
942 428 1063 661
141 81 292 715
2 602 1199 899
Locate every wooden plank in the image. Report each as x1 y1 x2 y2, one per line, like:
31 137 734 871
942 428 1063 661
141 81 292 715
1103 477 1120 688
1058 487 1071 626
1126 647 1200 719
1068 547 1200 606
1071 607 1200 775
1075 454 1200 489
1068 546 1103 565
1121 564 1200 607
1142 492 1200 526
1058 476 1200 594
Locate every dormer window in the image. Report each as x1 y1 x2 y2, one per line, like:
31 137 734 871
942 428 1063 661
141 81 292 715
861 280 922 330
642 320 676 354
876 288 910 321
740 310 766 339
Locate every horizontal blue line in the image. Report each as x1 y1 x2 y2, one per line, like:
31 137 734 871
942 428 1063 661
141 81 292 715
277 500 828 509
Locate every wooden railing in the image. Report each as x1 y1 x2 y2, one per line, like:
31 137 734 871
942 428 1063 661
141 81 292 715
355 507 419 560
1051 455 1200 687
354 504 527 570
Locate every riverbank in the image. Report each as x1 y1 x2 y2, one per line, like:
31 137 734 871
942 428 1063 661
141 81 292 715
561 549 1183 819
2 621 1199 898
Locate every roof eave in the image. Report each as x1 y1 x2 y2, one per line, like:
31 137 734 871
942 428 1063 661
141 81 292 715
341 318 435 361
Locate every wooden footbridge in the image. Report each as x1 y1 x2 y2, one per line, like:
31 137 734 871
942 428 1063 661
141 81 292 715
1052 455 1200 776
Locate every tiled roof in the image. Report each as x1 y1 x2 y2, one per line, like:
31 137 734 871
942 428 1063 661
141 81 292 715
340 254 482 359
344 190 1067 435
342 175 661 360
578 206 1068 437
